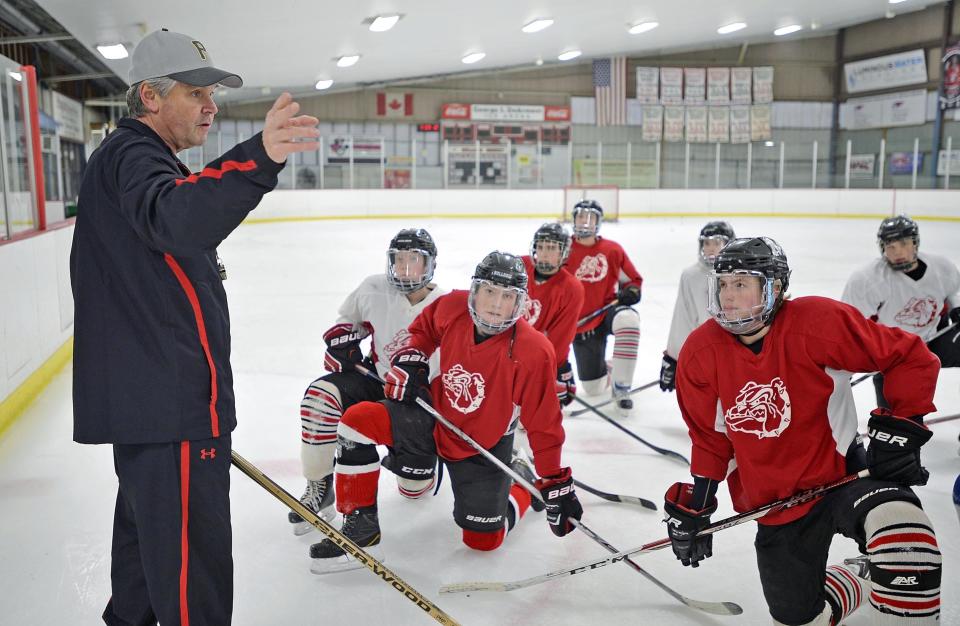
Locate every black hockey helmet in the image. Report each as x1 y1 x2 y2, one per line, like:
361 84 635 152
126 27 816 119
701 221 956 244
876 215 919 270
698 221 735 265
571 199 603 238
386 228 437 293
530 222 572 274
707 237 791 335
469 251 528 334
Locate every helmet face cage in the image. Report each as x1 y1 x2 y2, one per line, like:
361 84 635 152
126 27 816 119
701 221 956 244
386 248 435 293
572 201 603 238
468 279 528 335
698 235 732 266
876 217 920 271
531 225 571 274
706 270 779 335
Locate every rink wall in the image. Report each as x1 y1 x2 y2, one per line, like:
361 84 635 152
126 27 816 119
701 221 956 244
0 224 75 437
246 188 960 222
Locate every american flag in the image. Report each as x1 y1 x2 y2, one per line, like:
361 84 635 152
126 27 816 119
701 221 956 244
593 57 626 126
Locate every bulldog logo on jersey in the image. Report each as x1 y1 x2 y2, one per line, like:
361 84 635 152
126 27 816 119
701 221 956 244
383 329 411 361
894 296 940 329
724 377 792 439
442 364 486 414
522 298 543 326
575 254 609 283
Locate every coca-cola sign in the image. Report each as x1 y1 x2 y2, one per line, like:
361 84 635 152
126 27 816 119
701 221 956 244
441 103 471 119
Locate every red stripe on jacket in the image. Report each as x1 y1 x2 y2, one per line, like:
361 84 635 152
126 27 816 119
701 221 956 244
164 254 221 437
175 160 257 186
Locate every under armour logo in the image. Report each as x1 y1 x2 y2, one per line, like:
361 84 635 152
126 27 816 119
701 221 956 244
200 448 216 460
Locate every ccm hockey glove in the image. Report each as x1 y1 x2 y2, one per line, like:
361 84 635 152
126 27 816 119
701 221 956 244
535 468 582 537
323 324 363 373
384 348 431 404
664 482 718 568
556 361 576 407
866 409 932 486
617 284 642 306
659 354 677 392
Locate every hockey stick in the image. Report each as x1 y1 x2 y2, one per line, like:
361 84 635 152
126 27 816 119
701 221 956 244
572 479 657 510
230 450 461 626
926 412 960 426
441 469 870 595
571 396 690 465
577 302 616 327
569 380 659 416
850 322 958 387
354 364 738 616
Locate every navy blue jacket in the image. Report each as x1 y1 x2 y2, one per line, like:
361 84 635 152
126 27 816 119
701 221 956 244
71 118 284 444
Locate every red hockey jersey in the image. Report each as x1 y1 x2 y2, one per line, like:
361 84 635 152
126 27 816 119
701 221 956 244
567 237 643 332
676 296 938 526
521 256 585 365
405 290 567 477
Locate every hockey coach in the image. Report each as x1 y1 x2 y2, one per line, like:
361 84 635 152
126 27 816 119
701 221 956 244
70 29 318 625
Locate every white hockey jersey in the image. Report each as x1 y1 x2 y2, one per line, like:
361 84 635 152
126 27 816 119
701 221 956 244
841 252 960 342
665 261 713 359
335 274 447 377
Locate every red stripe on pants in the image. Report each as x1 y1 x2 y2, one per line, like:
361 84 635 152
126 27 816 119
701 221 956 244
179 441 191 626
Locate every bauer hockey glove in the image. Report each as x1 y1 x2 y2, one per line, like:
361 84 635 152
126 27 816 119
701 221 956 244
948 306 960 326
866 409 932 486
536 468 582 537
323 324 364 373
384 348 431 404
556 361 576 407
659 354 677 392
663 482 717 568
616 284 642 306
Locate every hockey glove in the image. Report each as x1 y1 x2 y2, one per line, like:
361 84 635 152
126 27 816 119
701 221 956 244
384 348 431 404
556 361 576 407
866 409 932 486
659 354 677 392
948 306 960 327
323 324 364 373
663 482 717 568
616 284 642 306
536 468 582 537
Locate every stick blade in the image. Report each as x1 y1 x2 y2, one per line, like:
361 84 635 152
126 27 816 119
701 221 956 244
439 581 509 594
681 598 744 616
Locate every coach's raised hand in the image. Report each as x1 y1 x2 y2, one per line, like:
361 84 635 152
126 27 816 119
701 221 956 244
262 92 320 163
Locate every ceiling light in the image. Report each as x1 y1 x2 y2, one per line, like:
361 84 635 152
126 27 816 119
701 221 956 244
774 24 802 36
369 14 401 32
764 140 775 147
889 0 909 4
628 22 659 35
522 18 554 33
461 52 486 64
315 79 333 90
717 22 747 34
558 49 582 61
7 71 21 82
336 55 360 68
96 43 128 59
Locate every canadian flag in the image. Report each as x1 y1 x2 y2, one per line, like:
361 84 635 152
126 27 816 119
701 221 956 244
376 92 413 117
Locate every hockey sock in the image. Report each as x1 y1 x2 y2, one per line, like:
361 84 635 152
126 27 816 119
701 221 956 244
610 309 640 389
300 379 342 480
863 501 941 623
824 563 867 624
506 484 531 531
335 402 394 514
396 476 434 499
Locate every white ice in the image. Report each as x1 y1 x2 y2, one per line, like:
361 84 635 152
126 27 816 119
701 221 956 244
2 215 959 626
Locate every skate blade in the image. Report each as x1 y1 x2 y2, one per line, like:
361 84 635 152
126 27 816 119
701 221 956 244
290 506 337 536
310 544 385 575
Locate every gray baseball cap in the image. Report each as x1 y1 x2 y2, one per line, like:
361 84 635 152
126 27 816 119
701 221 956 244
128 29 242 88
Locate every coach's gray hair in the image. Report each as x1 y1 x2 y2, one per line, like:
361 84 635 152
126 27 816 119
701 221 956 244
125 76 178 117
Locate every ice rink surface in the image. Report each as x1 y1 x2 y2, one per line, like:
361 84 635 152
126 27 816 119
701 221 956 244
2 215 959 625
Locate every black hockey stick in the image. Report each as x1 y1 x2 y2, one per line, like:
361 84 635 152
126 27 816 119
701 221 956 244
569 380 659 416
571 396 690 465
577 302 616 327
850 322 958 387
354 364 738 616
230 450 461 625
573 479 657 510
441 469 870 595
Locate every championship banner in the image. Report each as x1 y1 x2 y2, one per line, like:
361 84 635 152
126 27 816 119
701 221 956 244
707 68 730 104
753 67 774 103
751 104 772 141
731 68 752 104
685 106 708 143
941 44 960 110
708 107 729 143
660 67 684 104
664 106 685 142
636 66 660 104
730 106 751 144
844 49 927 94
641 105 664 142
684 68 705 104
